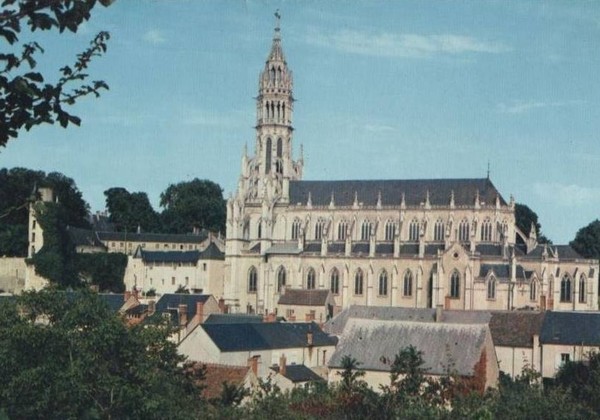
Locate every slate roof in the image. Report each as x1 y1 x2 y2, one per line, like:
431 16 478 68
351 243 370 254
96 230 208 244
139 250 201 264
488 311 545 348
271 365 325 383
540 311 600 346
199 242 225 260
476 244 504 257
524 245 584 260
204 313 264 324
154 294 211 325
323 305 491 336
199 322 337 352
375 243 394 255
278 289 331 306
328 243 345 254
478 264 528 281
265 242 301 255
399 244 419 256
98 293 125 312
304 242 321 253
425 244 445 255
67 226 106 249
289 178 506 207
329 319 488 376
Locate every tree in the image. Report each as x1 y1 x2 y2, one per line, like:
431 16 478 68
0 288 206 418
160 179 226 234
104 187 161 233
1 0 112 147
515 203 551 244
570 220 600 260
75 252 127 292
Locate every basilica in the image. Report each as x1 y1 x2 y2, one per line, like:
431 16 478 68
224 19 598 317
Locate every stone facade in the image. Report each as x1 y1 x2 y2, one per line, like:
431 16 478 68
224 20 599 316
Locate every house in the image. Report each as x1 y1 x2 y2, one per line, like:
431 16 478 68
539 311 600 379
199 363 257 402
178 321 337 378
270 355 326 391
328 318 498 392
488 311 545 377
277 288 336 322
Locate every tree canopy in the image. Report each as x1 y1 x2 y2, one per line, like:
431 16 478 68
1 0 112 147
515 203 551 244
104 187 161 233
570 220 600 260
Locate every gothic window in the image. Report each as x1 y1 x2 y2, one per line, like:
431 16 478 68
434 219 445 241
330 268 340 295
403 270 413 297
269 67 275 82
530 280 537 301
264 102 269 120
487 276 496 300
265 138 272 173
450 271 460 298
306 268 316 290
385 220 396 241
277 138 283 156
276 66 282 83
379 270 388 296
243 221 250 240
248 266 258 293
560 274 572 302
579 275 586 304
277 266 286 292
361 220 372 241
459 219 470 242
257 220 262 239
338 220 348 241
315 218 326 240
282 103 286 121
354 269 364 295
481 218 492 242
291 218 302 240
409 219 420 241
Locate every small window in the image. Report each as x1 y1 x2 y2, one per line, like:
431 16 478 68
338 221 348 241
560 275 572 302
403 270 413 297
409 219 420 241
31 232 35 242
203 263 207 271
459 219 470 242
434 219 445 241
306 268 316 289
361 220 372 241
561 353 570 365
530 280 537 301
291 218 302 240
450 271 460 298
385 220 396 241
487 277 496 300
481 219 493 242
354 269 364 295
378 270 388 296
248 266 258 293
32 220 36 229
579 276 586 304
330 268 340 295
277 266 286 292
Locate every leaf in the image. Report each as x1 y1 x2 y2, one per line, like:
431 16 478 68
67 115 81 126
24 72 44 83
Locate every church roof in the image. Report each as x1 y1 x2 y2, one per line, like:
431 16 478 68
289 178 506 207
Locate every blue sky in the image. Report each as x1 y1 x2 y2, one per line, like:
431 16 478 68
2 0 600 244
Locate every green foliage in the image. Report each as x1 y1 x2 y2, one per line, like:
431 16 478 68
175 284 190 294
0 0 112 147
0 288 205 419
74 252 127 292
104 187 161 233
570 220 600 260
30 201 79 287
160 178 226 234
145 287 157 297
0 167 89 257
515 203 551 244
555 352 600 416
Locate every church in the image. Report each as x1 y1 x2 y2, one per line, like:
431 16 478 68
223 18 598 317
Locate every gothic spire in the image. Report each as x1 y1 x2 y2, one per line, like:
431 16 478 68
268 10 285 62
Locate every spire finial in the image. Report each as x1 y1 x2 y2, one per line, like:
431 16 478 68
487 160 490 179
274 9 281 40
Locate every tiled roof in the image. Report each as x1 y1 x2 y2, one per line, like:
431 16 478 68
201 363 253 400
271 365 325 383
323 305 490 336
204 314 264 324
289 178 506 207
540 311 600 345
200 322 337 352
139 250 201 264
489 311 545 348
96 230 208 244
329 318 488 376
278 289 331 306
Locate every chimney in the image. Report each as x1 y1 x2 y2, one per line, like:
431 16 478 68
124 290 131 302
178 304 188 326
148 300 156 316
247 355 259 376
263 313 276 323
218 298 225 313
307 331 313 346
279 354 287 377
196 300 205 322
435 304 443 323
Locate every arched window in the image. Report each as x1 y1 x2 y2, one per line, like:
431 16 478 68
269 67 275 82
330 268 340 295
409 219 420 241
434 219 445 241
361 220 372 241
306 268 316 290
459 219 470 242
276 138 283 174
315 218 326 240
291 218 302 240
450 271 460 298
530 280 537 301
560 275 572 302
265 138 272 173
248 266 258 293
257 220 262 239
379 270 388 296
354 269 364 295
579 275 586 304
385 220 396 241
487 276 496 300
403 270 413 297
481 218 492 242
243 220 250 240
338 220 348 241
277 266 286 292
